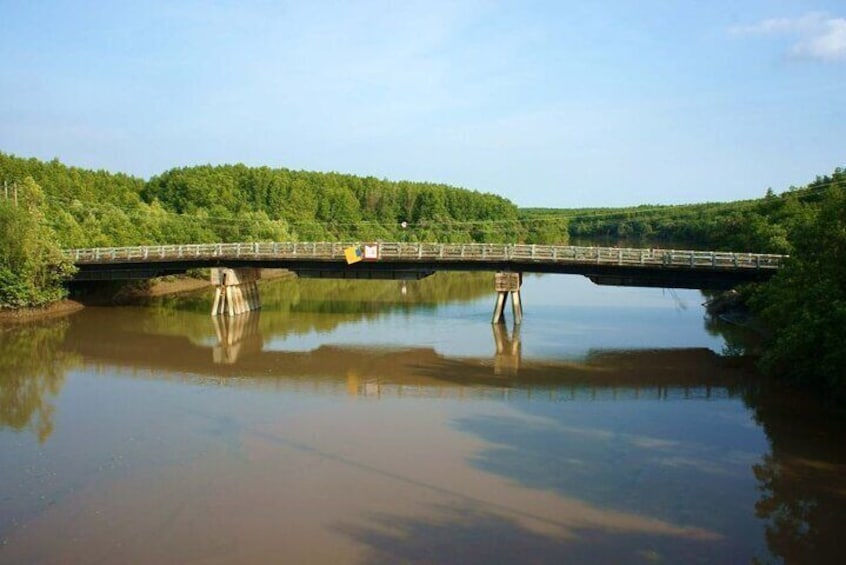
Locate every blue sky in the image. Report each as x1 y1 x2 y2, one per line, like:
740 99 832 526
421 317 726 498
1 1 844 207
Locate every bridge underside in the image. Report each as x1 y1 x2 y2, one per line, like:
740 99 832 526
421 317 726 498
69 258 775 324
70 258 773 290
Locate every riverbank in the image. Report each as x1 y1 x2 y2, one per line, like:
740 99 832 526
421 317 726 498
0 299 85 325
704 288 769 334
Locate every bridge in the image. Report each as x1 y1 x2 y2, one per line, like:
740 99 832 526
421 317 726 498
65 241 786 322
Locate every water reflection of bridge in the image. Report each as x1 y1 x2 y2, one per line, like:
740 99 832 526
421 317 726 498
62 311 752 402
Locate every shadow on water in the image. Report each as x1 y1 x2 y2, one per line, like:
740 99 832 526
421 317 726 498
0 319 77 443
331 371 846 563
334 502 718 565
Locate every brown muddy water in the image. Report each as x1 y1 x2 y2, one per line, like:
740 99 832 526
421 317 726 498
1 273 844 564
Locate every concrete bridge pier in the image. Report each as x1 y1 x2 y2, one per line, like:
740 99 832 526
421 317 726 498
492 272 523 325
211 268 261 316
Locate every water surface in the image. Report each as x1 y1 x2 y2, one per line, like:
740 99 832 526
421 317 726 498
1 273 844 563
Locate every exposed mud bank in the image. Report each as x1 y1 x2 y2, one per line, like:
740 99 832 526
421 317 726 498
0 299 85 325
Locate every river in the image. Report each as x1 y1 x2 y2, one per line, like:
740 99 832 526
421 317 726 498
1 273 844 564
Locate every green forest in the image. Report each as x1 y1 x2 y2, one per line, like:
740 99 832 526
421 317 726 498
524 181 833 255
1 153 845 404
0 153 567 250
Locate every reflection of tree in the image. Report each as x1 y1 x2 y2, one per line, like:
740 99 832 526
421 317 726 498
704 315 761 358
0 320 76 442
137 272 495 344
742 382 846 564
338 502 716 564
700 293 846 561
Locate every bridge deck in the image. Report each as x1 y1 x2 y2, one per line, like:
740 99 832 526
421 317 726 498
66 241 786 289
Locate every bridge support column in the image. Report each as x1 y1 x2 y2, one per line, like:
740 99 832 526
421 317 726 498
492 272 523 325
211 268 261 316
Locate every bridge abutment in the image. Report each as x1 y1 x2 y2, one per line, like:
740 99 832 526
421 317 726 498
493 272 523 325
211 268 261 316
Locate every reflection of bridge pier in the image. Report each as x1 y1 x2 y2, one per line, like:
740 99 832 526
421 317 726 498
212 311 263 364
493 323 521 375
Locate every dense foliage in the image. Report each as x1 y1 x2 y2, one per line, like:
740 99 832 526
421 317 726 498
0 153 567 250
524 184 829 254
0 177 75 308
750 174 846 403
142 164 533 243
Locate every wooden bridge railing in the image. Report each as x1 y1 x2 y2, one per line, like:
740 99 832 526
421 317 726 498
65 242 786 271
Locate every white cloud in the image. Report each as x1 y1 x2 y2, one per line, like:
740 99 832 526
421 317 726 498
729 12 827 35
730 12 846 62
791 18 846 61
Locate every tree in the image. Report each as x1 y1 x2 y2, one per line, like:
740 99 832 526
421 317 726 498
751 185 846 402
0 177 76 308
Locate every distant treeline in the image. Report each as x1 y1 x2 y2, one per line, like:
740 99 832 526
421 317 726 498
523 177 841 254
0 153 566 249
